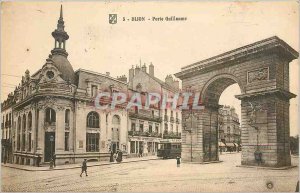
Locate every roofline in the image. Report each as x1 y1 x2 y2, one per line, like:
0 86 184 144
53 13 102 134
75 68 128 86
178 36 299 73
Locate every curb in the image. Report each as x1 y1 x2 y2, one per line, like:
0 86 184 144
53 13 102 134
236 165 298 170
1 158 160 172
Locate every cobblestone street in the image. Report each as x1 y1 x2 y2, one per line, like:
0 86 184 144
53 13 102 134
1 153 298 192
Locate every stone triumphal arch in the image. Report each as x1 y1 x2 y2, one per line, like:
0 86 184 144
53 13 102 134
175 36 298 167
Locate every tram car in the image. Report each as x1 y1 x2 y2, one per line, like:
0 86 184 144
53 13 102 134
157 141 181 159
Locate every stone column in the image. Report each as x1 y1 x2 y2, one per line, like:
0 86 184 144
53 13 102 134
69 109 74 152
25 113 29 152
31 110 36 153
100 113 107 152
36 109 44 154
55 108 65 153
239 94 292 167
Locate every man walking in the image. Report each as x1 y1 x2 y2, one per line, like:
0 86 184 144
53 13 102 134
80 159 88 177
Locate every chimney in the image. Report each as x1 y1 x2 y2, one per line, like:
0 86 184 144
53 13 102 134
117 75 127 83
106 72 110 76
149 62 154 77
135 65 141 74
129 65 135 82
172 80 179 89
141 63 147 72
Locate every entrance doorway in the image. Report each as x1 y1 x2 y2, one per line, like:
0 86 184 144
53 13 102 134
44 132 55 162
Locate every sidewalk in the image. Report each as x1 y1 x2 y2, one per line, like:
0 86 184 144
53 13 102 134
1 156 160 171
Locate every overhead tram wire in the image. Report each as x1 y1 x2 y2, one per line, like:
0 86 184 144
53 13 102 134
1 74 22 78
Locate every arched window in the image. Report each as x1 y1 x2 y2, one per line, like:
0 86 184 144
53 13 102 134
111 115 120 150
45 108 56 124
112 115 120 125
87 112 99 128
28 112 32 130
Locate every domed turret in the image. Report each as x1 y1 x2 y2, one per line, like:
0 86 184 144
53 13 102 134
49 5 76 84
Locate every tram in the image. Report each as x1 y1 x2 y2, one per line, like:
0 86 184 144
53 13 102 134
157 140 181 159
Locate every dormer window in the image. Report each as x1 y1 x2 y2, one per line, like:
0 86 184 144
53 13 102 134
91 85 98 97
136 83 142 93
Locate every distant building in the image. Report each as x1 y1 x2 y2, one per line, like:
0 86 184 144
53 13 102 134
1 94 14 164
218 106 241 152
127 63 182 157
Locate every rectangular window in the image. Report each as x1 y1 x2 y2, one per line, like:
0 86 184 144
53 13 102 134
149 124 153 133
91 85 98 97
65 132 69 151
86 133 99 152
155 125 159 133
164 123 168 132
131 122 136 131
140 122 144 132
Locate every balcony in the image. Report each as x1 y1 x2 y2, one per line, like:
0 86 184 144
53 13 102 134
164 115 169 122
163 131 181 139
176 118 180 124
129 110 162 123
128 130 162 138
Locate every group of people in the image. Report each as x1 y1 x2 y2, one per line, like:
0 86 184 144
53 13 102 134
110 149 123 163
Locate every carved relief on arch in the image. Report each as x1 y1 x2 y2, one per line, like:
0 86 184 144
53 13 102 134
247 67 269 84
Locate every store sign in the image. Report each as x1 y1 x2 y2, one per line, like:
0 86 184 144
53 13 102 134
160 139 182 143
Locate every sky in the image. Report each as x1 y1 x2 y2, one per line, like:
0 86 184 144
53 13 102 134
1 1 299 136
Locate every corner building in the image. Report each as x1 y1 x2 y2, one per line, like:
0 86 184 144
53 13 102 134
2 7 129 165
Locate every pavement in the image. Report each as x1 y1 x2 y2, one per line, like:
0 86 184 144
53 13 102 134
1 155 159 171
1 153 298 192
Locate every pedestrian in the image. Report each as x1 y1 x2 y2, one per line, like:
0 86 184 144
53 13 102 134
116 150 123 163
53 154 56 167
139 148 143 157
3 155 7 164
110 150 114 162
176 156 181 167
80 159 88 177
37 155 41 167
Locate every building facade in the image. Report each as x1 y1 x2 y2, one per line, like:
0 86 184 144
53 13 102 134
1 7 130 166
127 64 182 157
218 106 241 152
1 6 183 166
1 94 14 164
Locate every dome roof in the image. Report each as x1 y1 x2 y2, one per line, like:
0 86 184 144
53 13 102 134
51 54 76 84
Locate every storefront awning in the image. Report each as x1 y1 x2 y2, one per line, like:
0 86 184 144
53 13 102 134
218 142 226 147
